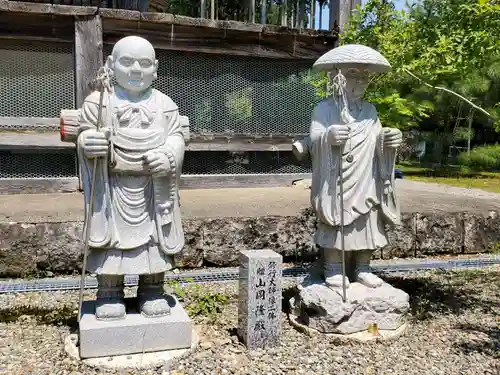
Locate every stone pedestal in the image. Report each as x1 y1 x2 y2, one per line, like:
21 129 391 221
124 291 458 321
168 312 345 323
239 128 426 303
238 249 282 350
79 297 192 359
290 271 409 336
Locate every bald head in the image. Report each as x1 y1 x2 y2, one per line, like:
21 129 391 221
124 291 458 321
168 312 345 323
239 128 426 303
111 36 156 62
107 36 158 94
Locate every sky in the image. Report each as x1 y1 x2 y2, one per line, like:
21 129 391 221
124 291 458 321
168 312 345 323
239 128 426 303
313 0 409 29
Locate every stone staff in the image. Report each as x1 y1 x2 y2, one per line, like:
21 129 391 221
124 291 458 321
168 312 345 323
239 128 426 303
77 66 112 322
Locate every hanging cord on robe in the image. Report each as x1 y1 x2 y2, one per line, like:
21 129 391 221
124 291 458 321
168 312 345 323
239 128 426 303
153 146 178 255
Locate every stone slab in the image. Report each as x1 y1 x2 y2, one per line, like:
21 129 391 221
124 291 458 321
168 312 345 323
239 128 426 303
65 328 200 370
238 249 282 350
79 297 192 359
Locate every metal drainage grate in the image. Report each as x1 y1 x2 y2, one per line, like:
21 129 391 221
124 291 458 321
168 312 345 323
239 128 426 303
1 256 498 294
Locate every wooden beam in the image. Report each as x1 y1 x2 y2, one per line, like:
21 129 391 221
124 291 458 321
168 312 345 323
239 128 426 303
260 0 267 24
0 1 98 16
248 0 255 23
0 126 306 152
180 173 310 189
281 0 288 27
200 0 206 18
0 2 337 59
0 1 336 37
103 19 334 59
329 0 338 31
0 131 72 150
337 0 351 35
0 177 80 195
310 0 316 30
0 117 59 130
75 15 103 108
0 173 311 194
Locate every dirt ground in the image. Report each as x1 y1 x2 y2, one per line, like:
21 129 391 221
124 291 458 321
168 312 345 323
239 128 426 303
2 179 500 223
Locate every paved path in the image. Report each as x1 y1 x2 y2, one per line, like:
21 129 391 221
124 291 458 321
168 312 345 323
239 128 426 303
1 179 500 223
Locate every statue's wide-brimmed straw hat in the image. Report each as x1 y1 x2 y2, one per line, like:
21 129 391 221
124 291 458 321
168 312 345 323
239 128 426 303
312 44 391 74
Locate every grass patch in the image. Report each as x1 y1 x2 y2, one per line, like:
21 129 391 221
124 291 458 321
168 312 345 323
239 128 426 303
396 162 500 193
167 280 230 322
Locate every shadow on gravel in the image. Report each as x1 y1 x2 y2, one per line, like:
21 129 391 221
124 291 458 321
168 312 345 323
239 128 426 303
383 269 499 321
453 323 500 359
282 286 298 314
0 305 78 329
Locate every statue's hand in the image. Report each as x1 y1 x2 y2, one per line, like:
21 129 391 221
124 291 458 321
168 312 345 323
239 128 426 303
143 150 171 176
81 129 109 159
327 125 350 146
382 128 403 149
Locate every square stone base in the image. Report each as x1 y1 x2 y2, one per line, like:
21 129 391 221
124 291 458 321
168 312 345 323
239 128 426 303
79 297 192 359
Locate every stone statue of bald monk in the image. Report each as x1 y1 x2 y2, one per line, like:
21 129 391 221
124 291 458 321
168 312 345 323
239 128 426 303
74 36 185 320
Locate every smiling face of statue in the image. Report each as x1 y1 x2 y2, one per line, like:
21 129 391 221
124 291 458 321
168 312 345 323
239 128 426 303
343 67 371 102
108 36 158 95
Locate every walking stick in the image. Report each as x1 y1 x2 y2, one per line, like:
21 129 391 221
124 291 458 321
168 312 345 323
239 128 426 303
77 67 111 323
338 147 347 303
330 71 349 304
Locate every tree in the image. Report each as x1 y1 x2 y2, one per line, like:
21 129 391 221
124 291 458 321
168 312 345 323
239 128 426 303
315 0 500 138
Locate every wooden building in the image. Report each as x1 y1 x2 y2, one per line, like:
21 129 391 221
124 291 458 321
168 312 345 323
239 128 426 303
0 1 338 194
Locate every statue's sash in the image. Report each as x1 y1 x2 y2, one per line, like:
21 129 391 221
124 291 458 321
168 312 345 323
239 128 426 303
110 128 165 175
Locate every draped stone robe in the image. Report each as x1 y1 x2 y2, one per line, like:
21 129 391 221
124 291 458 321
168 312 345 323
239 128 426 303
309 97 400 252
76 87 185 275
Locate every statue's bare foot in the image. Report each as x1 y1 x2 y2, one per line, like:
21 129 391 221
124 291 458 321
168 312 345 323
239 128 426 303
356 271 384 288
324 271 350 289
138 294 171 318
95 298 126 320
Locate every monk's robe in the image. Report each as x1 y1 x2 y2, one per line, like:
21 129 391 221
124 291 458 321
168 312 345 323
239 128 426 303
309 97 400 251
76 86 185 275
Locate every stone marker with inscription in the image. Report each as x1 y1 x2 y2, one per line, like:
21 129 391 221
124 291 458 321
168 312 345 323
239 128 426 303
238 249 282 350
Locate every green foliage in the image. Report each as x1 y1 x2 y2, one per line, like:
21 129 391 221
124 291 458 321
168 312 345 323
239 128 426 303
166 278 191 300
166 280 229 321
334 0 500 135
184 284 229 320
457 144 500 171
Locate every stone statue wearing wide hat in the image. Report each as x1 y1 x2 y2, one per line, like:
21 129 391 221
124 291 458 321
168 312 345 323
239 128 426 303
291 44 410 338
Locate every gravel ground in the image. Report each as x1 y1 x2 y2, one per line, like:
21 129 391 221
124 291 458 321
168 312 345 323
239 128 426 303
0 267 499 375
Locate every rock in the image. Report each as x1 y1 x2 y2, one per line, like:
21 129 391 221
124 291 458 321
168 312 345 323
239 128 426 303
174 221 203 268
384 213 416 259
415 213 463 256
0 210 497 276
200 214 316 267
0 222 38 277
200 341 213 350
35 222 83 273
292 179 312 189
292 274 410 334
462 212 500 253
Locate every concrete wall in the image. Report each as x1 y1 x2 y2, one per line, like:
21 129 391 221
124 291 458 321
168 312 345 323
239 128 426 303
1 208 499 278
